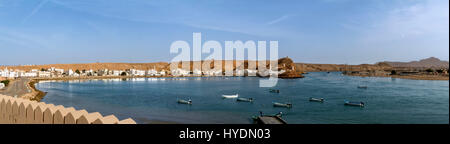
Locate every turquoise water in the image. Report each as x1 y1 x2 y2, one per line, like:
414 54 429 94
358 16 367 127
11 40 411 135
36 72 449 124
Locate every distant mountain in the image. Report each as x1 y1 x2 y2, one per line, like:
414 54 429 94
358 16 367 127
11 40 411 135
382 57 449 68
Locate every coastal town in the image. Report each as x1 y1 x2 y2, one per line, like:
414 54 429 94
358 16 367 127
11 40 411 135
0 65 290 79
0 57 303 82
0 57 448 82
0 67 168 79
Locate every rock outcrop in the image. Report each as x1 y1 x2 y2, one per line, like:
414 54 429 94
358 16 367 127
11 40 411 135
277 57 304 79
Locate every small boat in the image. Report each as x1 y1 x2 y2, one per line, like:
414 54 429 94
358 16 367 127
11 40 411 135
222 94 239 99
309 97 324 102
273 102 292 108
237 97 254 102
357 86 368 89
344 101 365 107
269 89 280 93
177 99 192 105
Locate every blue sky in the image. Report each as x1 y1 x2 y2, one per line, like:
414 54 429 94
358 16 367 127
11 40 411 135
0 0 448 65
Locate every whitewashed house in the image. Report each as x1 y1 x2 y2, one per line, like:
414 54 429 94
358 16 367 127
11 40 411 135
147 69 158 76
1 68 9 77
203 70 214 76
0 83 5 89
8 71 18 78
159 70 166 76
38 71 51 77
130 69 146 76
24 72 38 77
224 71 234 76
193 69 202 76
245 69 258 76
235 69 245 76
55 68 65 74
101 69 109 76
171 68 189 76
113 70 122 76
68 69 74 76
48 67 56 72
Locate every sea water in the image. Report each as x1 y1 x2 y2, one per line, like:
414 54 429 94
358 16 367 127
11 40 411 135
37 72 449 124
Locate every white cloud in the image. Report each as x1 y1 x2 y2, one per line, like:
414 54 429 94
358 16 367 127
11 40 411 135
267 15 290 25
370 0 448 41
21 0 50 24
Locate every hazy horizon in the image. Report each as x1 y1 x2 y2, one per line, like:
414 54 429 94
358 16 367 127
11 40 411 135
0 56 448 67
0 0 448 65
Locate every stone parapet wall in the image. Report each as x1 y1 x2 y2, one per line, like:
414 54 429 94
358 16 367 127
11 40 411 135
0 94 136 124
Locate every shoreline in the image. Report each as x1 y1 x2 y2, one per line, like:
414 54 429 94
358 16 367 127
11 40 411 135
13 72 448 124
24 75 258 101
18 79 47 102
343 73 449 81
24 73 448 101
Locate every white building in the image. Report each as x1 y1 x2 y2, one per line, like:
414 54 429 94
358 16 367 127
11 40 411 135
8 71 18 78
113 70 122 76
55 68 65 74
224 71 234 76
101 69 109 76
0 68 9 77
171 69 190 76
203 70 214 76
38 71 51 77
193 69 202 76
130 69 146 76
23 72 38 77
245 69 258 76
159 70 166 76
68 69 74 76
48 67 56 72
235 69 245 76
147 69 158 76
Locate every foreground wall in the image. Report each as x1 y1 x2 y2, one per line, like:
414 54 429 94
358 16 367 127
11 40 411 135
0 94 136 124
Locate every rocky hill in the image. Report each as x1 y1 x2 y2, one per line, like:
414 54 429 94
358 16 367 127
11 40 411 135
295 62 392 72
382 57 449 69
294 57 448 72
277 57 304 78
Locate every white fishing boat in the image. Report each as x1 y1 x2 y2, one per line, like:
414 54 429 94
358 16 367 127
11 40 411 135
273 102 292 108
344 101 365 107
309 97 324 102
177 99 192 105
237 97 254 102
222 94 239 99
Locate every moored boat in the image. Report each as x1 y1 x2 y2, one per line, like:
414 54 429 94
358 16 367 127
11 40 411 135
357 86 368 89
222 94 239 99
344 101 364 107
309 97 324 102
177 99 192 105
237 97 254 102
273 102 292 108
269 89 280 93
